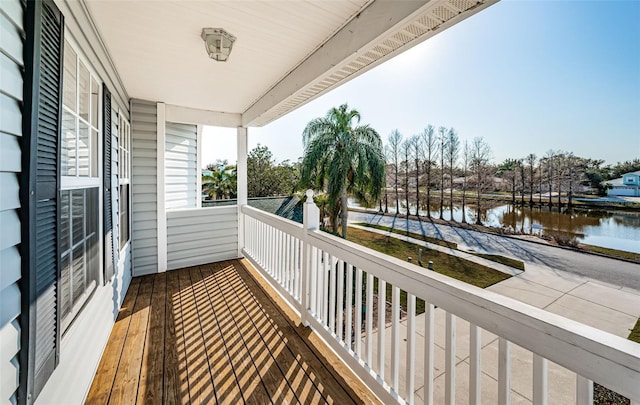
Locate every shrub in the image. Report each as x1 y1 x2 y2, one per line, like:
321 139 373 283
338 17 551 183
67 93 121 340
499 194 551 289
549 231 579 247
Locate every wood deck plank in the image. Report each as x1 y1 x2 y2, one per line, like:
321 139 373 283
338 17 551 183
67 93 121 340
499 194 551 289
199 263 273 405
137 272 166 404
86 277 142 405
189 266 244 404
108 275 154 404
88 259 377 405
233 260 364 404
164 269 183 404
219 262 326 404
177 267 216 404
213 262 299 404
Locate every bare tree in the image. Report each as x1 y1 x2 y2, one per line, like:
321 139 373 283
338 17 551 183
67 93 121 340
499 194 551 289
461 140 470 223
410 135 422 216
445 128 460 221
386 130 403 214
565 153 585 209
544 150 556 207
470 137 492 225
555 152 566 211
402 138 412 216
526 153 537 205
421 125 436 219
438 126 447 219
498 159 518 205
518 159 526 205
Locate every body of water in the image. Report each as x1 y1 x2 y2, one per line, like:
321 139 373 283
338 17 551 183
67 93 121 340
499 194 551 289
368 200 640 254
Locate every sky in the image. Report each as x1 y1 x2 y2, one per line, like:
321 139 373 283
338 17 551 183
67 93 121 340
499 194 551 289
202 0 640 168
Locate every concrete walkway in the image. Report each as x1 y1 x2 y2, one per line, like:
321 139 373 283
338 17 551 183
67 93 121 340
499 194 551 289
355 221 640 403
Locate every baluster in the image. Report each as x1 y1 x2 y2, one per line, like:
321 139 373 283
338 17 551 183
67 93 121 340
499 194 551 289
366 272 374 366
406 294 416 405
576 375 593 405
355 267 363 357
310 246 317 317
445 312 456 405
498 338 511 405
323 251 329 325
337 259 345 341
470 324 482 405
345 264 354 351
329 255 337 333
391 286 400 392
533 354 548 405
377 279 386 379
424 302 435 405
316 249 323 318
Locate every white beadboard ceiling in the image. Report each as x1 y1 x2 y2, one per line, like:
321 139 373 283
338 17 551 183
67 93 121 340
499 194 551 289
85 0 498 126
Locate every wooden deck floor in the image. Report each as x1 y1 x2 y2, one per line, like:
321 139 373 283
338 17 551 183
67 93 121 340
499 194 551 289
86 259 372 404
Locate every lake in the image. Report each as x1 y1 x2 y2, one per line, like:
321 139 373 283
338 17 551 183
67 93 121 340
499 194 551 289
374 201 640 254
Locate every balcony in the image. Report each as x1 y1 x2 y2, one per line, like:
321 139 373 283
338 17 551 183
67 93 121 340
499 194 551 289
87 259 378 404
89 197 640 404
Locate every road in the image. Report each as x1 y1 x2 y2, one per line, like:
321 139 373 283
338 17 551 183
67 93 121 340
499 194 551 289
349 211 640 291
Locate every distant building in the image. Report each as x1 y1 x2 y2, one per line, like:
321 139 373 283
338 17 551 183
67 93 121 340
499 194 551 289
605 170 640 197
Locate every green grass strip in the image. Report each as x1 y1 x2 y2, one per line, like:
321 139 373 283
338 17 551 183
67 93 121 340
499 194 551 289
353 222 525 271
353 222 457 249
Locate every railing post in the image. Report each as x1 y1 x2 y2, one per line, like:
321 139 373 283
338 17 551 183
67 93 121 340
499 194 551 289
301 189 319 327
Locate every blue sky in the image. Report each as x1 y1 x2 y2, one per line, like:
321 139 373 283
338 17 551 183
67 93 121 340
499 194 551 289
203 0 640 167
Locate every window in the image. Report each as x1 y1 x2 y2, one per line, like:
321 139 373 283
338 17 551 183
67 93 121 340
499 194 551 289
60 39 101 331
119 114 131 250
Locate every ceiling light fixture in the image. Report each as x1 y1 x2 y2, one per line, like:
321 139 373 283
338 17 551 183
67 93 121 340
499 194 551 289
201 28 236 62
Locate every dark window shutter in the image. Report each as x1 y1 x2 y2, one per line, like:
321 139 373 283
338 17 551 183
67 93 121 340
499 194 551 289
20 0 64 403
103 86 115 283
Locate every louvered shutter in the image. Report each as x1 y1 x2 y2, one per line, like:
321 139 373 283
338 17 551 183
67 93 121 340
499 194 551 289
20 0 64 402
103 86 115 282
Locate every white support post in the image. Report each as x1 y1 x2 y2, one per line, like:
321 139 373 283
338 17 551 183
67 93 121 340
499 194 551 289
576 375 593 405
498 338 512 405
156 102 167 272
237 126 248 258
302 189 319 327
196 125 202 208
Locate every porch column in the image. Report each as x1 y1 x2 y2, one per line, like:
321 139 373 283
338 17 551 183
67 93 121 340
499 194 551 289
157 102 167 272
237 126 248 257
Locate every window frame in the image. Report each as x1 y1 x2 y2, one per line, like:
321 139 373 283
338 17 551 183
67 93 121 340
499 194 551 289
118 112 131 251
59 35 103 333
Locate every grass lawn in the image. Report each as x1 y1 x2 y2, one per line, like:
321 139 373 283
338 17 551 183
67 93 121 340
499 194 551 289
347 227 510 289
629 318 640 343
353 222 458 249
353 222 525 271
580 244 640 263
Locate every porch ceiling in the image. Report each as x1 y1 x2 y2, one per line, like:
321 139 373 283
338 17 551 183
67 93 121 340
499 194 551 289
85 0 498 127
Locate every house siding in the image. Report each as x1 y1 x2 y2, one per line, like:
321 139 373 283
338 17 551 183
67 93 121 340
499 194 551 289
131 99 158 275
0 0 24 403
165 122 197 210
167 206 238 270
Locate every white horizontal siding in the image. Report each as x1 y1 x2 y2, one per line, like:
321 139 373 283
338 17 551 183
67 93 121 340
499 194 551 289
131 99 158 275
165 122 197 210
166 206 238 270
0 1 23 402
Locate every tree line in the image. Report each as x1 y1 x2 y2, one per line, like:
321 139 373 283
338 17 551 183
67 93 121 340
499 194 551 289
384 125 639 224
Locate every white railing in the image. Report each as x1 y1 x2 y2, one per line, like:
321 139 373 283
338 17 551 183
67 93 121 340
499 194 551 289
241 192 640 405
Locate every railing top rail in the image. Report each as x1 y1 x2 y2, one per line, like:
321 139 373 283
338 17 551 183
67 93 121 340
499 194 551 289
306 228 640 400
241 204 304 238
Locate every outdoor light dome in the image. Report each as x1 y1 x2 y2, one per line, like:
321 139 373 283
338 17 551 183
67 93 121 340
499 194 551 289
201 28 236 62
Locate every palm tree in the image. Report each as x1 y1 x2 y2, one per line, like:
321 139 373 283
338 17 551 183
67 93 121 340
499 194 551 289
300 104 385 238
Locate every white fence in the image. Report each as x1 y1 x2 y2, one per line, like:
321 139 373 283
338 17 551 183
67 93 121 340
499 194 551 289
241 192 640 405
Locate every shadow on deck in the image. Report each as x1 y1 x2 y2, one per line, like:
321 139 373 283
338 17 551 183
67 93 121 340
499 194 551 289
86 259 374 404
